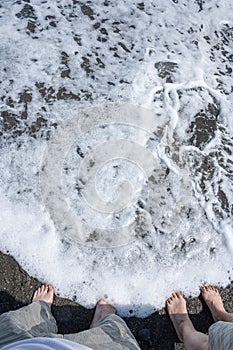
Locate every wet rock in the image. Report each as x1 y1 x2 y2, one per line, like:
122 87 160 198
1 111 19 131
45 15 57 28
118 42 130 53
19 91 32 103
74 34 82 45
80 4 95 21
137 3 145 11
28 116 47 137
195 0 205 12
81 56 94 74
154 61 178 82
61 69 71 78
16 3 37 20
189 109 218 149
56 87 80 101
138 328 151 341
27 20 36 33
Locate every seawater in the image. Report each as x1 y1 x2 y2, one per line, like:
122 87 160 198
0 0 232 317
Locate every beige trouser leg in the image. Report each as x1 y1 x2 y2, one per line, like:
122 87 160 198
0 302 141 350
64 314 141 350
0 301 61 348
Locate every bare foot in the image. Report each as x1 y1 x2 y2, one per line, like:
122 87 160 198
201 285 232 322
166 292 195 342
90 299 116 328
32 284 54 305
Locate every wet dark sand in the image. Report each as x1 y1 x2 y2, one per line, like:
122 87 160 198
1 251 232 350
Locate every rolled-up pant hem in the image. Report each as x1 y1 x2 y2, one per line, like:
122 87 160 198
0 301 140 350
209 321 233 350
64 314 141 350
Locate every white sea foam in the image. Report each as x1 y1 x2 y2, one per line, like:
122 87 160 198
0 0 233 316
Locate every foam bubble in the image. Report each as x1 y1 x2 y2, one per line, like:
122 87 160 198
0 0 233 317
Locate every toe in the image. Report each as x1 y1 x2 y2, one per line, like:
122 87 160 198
177 291 183 298
48 285 54 293
200 286 206 292
201 285 209 293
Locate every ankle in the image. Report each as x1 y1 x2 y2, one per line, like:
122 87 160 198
214 310 230 322
178 317 196 341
